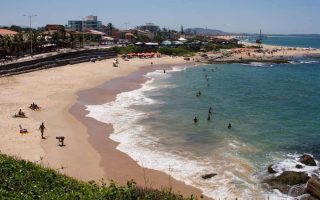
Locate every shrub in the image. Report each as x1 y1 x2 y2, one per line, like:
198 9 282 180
0 154 196 199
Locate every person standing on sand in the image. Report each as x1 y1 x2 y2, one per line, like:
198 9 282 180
39 122 46 139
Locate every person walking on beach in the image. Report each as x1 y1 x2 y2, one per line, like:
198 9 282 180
39 122 46 139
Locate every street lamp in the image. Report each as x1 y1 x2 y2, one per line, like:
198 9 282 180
23 14 37 55
78 16 85 48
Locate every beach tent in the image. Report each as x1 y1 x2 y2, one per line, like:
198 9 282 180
178 37 187 42
145 42 159 46
161 40 172 46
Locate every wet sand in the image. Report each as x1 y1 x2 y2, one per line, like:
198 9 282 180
0 56 210 199
70 64 210 199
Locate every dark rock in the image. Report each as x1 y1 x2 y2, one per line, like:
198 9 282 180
264 171 310 194
201 173 217 180
268 164 277 174
306 178 320 199
296 164 304 169
299 154 317 166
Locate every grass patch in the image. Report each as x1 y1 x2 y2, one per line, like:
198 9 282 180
158 47 195 56
0 153 197 199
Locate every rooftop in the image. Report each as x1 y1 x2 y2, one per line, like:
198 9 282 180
0 29 18 36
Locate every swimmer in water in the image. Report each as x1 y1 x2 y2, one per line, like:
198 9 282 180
196 91 201 97
208 107 212 115
194 117 198 123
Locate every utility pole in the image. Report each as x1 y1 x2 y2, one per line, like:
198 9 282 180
23 14 37 55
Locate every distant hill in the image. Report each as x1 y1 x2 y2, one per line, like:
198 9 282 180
185 28 227 36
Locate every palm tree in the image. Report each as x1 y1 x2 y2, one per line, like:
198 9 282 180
106 23 114 36
3 35 13 55
68 33 75 48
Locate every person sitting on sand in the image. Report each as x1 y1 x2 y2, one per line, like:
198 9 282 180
39 122 46 139
194 117 198 123
18 109 25 116
30 102 39 110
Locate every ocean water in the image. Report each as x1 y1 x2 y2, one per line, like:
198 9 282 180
242 35 320 49
86 59 320 199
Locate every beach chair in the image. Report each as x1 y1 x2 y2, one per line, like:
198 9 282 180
56 136 65 146
19 124 28 134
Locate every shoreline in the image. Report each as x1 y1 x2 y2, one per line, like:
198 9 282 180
69 63 210 199
0 49 318 199
0 56 209 199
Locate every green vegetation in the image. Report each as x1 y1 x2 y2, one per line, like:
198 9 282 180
113 45 195 56
204 43 244 52
158 47 195 56
0 154 196 199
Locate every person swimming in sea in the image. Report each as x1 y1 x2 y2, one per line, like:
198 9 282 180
196 91 201 97
194 117 198 123
207 115 211 121
208 107 212 115
228 123 232 129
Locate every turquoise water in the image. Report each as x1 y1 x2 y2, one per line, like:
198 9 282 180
87 60 320 198
244 35 320 49
121 60 320 198
141 62 320 163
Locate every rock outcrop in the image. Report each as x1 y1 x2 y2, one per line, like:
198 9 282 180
267 164 277 174
201 173 217 180
264 171 310 194
306 178 320 199
299 154 317 166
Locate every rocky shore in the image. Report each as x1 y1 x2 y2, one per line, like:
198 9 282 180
264 154 320 199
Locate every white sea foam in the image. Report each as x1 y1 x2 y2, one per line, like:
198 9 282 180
271 153 320 177
243 62 273 67
289 60 319 64
85 66 288 199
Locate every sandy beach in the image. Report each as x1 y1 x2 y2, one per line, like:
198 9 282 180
0 43 318 199
0 56 211 199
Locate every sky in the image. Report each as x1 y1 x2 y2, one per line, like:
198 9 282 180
0 0 319 34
